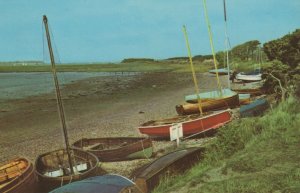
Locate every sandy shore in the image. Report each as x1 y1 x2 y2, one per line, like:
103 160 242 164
0 72 229 176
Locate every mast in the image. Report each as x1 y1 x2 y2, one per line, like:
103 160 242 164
202 0 223 95
182 25 203 115
43 15 74 174
223 0 231 88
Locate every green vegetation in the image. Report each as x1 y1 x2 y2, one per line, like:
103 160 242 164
262 29 300 97
153 97 300 193
121 58 155 63
215 40 269 72
0 60 212 73
264 29 300 68
153 29 300 193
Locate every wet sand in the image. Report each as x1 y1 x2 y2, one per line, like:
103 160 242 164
0 72 229 176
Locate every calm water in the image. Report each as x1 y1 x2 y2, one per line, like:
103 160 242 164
0 72 127 100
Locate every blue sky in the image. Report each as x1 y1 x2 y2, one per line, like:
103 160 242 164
0 0 299 63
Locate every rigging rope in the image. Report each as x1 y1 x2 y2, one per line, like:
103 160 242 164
182 25 203 115
202 0 223 96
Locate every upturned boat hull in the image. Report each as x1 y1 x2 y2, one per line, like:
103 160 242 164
0 157 36 193
176 94 239 115
72 137 153 162
131 147 205 193
35 148 99 192
240 98 269 118
139 110 232 138
50 174 140 193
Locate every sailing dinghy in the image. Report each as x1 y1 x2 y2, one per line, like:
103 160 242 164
35 15 99 192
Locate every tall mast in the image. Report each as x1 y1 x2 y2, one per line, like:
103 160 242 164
43 15 74 174
202 0 223 95
223 0 231 88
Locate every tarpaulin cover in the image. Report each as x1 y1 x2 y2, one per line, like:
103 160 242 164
50 174 134 193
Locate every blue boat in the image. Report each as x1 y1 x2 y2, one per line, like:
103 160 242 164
240 98 269 118
50 174 139 193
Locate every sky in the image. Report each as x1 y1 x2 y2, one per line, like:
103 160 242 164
0 0 299 63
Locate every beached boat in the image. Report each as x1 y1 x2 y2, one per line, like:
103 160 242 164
35 16 100 192
233 88 264 96
238 93 251 105
185 88 238 103
35 148 99 192
72 137 153 162
50 175 140 193
177 91 238 115
236 69 262 82
231 80 264 96
0 157 36 193
240 98 269 118
178 89 239 115
131 147 205 193
208 67 231 75
50 174 140 193
139 110 231 138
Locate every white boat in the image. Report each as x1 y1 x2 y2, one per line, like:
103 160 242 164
236 69 262 82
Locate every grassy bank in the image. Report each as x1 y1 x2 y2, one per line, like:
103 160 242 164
0 61 212 73
154 97 300 193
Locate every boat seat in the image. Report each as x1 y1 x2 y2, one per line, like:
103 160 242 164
85 143 105 150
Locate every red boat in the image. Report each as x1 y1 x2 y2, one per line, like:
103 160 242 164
139 110 232 138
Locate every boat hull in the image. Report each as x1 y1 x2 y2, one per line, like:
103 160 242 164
236 73 262 82
49 174 140 193
35 148 99 192
185 88 237 103
0 157 36 193
131 147 205 193
240 98 269 118
72 137 153 162
209 68 231 75
139 110 232 138
176 94 239 115
238 94 251 105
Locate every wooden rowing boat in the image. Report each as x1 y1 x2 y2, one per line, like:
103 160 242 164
131 147 205 193
35 148 99 192
176 93 238 115
72 137 153 162
50 174 140 193
0 157 36 193
139 110 231 138
240 98 269 118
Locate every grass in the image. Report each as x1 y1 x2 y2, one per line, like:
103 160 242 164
0 61 212 73
231 60 273 72
153 97 300 193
